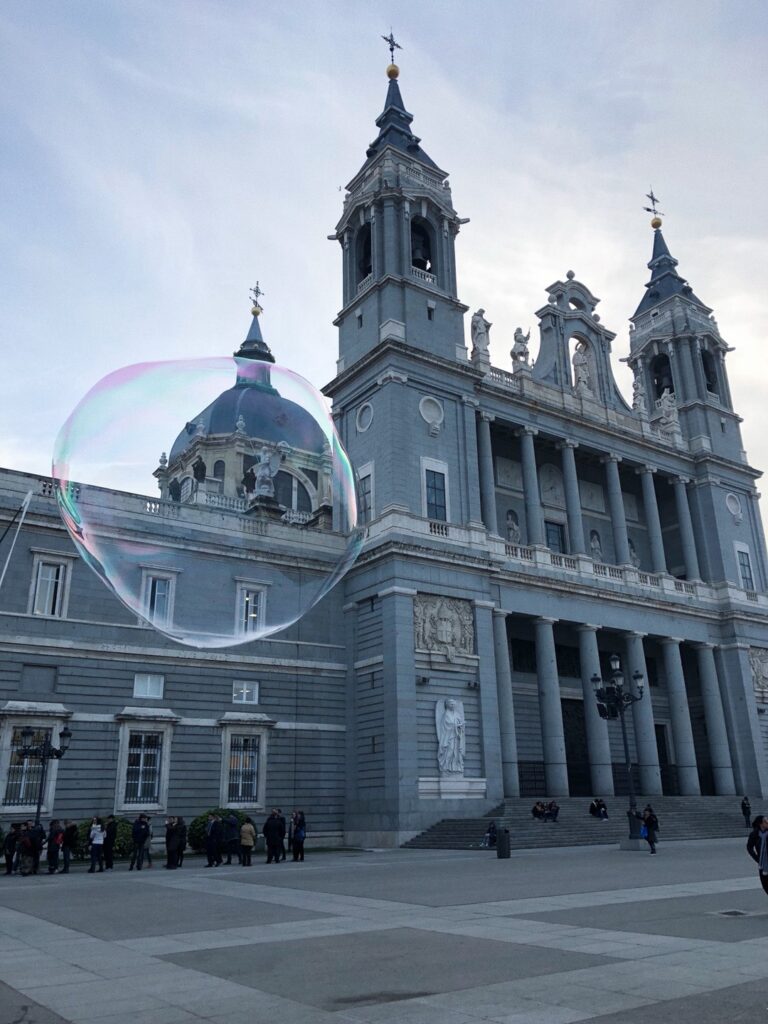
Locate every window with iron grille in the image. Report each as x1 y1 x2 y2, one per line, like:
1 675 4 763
359 474 372 525
738 549 755 591
124 731 162 804
425 469 447 522
228 734 259 802
4 727 51 806
33 562 65 617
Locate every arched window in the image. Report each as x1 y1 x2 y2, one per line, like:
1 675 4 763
410 217 436 277
355 224 372 284
180 477 193 502
213 460 225 479
275 471 312 513
650 354 674 400
701 349 719 396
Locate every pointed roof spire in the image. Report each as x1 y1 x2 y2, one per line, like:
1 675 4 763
633 218 707 318
235 283 274 363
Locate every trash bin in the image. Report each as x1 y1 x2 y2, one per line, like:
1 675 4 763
496 828 511 859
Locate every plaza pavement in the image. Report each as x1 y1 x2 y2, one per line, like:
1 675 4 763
1 837 768 1024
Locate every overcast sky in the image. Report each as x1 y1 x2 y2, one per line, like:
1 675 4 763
2 1 767 494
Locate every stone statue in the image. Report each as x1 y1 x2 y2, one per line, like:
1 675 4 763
572 341 592 395
589 530 603 562
511 327 530 367
658 388 679 429
254 446 281 498
168 478 181 502
242 467 257 496
470 309 491 356
191 456 206 483
435 698 465 775
506 509 521 544
628 538 641 569
632 375 648 417
235 415 247 434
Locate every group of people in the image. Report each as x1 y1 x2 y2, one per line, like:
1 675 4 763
588 798 609 820
4 819 79 876
204 808 307 867
531 800 560 822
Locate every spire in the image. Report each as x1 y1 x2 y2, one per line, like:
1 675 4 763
360 60 440 172
633 221 707 318
235 283 274 363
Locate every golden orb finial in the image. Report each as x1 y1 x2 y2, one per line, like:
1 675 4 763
651 215 662 229
387 62 399 79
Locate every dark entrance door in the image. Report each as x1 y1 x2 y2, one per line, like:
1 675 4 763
561 698 591 796
655 723 678 795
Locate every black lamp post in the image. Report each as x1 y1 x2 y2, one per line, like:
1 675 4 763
19 724 73 826
591 654 644 841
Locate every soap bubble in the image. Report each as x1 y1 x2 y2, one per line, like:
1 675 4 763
52 356 364 649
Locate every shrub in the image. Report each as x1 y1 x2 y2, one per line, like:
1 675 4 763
187 808 250 852
76 817 134 859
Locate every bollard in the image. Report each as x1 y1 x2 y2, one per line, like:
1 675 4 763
496 828 511 859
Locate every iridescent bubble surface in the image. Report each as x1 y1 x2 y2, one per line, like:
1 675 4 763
52 356 363 648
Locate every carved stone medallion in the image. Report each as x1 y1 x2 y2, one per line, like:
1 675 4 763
749 647 768 702
414 595 474 661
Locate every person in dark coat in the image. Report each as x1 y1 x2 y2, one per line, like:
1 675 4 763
176 817 187 867
165 816 183 869
277 809 287 861
129 814 151 871
205 815 223 867
747 815 768 895
47 820 64 874
639 806 659 854
4 823 20 875
18 823 35 877
222 814 240 865
61 820 78 873
263 809 285 864
742 797 752 828
291 811 306 862
103 815 118 870
29 821 45 874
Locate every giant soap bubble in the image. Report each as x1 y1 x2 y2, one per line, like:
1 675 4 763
52 353 363 648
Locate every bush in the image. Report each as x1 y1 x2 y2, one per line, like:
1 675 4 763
76 817 134 859
187 808 250 852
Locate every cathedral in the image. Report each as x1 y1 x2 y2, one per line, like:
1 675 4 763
1 59 768 847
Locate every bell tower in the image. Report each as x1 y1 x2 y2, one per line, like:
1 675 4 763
330 58 468 373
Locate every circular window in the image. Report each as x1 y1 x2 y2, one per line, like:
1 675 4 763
725 493 742 518
419 396 444 428
356 402 374 433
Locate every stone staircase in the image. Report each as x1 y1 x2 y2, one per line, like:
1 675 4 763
401 795 752 851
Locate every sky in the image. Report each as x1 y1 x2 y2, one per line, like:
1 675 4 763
1 1 767 493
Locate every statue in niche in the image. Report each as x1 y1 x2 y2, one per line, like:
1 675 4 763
506 509 521 544
254 446 281 498
589 529 603 562
435 698 466 775
572 341 593 395
413 595 474 661
191 456 207 483
470 309 491 356
511 327 530 367
628 538 641 568
749 648 768 701
168 478 181 502
658 388 679 429
632 375 648 417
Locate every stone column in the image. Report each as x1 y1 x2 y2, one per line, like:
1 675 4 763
694 644 736 795
378 586 419 807
559 441 586 555
576 625 614 795
477 413 498 535
672 476 701 581
659 637 700 795
534 617 569 795
519 427 544 547
474 601 504 802
492 610 520 797
623 632 663 795
461 397 483 525
602 454 631 565
637 466 667 573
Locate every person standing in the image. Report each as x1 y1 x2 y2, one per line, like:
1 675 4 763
277 809 287 862
165 816 182 869
3 823 20 875
103 815 117 870
144 818 154 868
18 823 35 877
263 809 284 864
87 817 105 873
240 817 256 866
176 817 187 868
640 806 659 854
747 815 768 895
46 820 64 874
291 810 306 862
29 820 45 875
61 820 78 873
129 814 150 871
742 797 752 828
222 814 240 865
205 814 223 867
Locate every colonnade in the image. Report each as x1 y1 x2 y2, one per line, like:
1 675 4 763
491 613 736 799
477 418 702 581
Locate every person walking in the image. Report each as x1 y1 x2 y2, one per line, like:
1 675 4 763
747 815 768 895
46 820 64 874
87 817 106 873
61 820 78 873
240 817 256 866
742 797 752 828
263 809 284 864
176 817 187 868
3 823 20 875
129 814 150 871
103 815 117 870
639 806 659 854
291 810 306 862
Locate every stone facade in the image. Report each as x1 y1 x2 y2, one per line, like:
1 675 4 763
2 64 768 846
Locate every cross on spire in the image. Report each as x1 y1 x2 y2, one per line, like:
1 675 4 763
250 282 264 314
643 188 664 218
381 31 402 63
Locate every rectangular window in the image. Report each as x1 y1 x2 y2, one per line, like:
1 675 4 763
240 589 262 634
359 474 372 525
738 549 755 590
133 673 164 699
148 577 170 624
4 727 51 806
425 469 447 522
123 731 162 804
545 521 566 554
232 680 260 704
33 562 65 617
227 734 260 802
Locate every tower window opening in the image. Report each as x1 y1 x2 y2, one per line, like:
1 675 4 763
410 218 434 274
650 354 674 400
427 305 434 321
355 224 372 284
701 350 719 396
356 313 363 329
213 460 225 479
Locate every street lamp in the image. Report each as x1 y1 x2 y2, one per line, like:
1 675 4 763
591 654 644 842
19 724 73 826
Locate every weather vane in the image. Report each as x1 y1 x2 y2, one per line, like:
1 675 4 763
381 31 402 63
643 188 664 219
250 282 264 314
